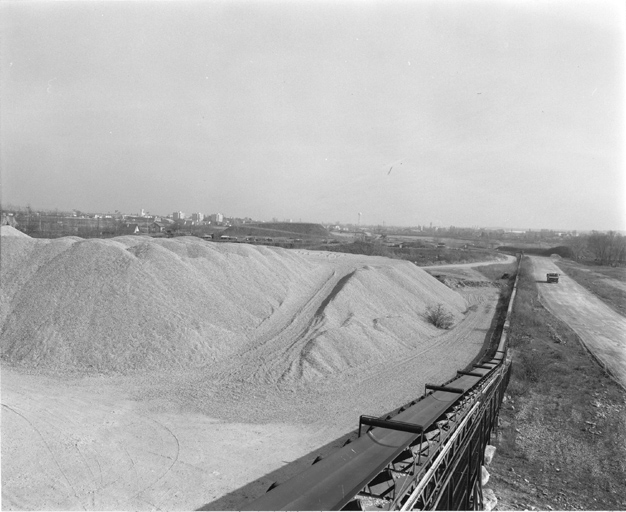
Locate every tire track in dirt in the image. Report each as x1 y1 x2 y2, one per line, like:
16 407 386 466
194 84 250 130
123 446 140 497
75 449 96 483
129 415 180 507
1 403 86 511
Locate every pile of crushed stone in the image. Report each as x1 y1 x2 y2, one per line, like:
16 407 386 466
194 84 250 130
0 226 30 237
1 235 467 375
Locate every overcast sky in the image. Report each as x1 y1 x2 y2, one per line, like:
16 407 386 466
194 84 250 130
1 0 624 230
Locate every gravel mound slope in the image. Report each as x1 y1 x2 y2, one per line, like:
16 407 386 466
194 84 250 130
277 263 466 382
0 225 30 237
1 236 466 376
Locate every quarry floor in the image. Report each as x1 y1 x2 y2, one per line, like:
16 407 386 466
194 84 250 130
1 249 509 511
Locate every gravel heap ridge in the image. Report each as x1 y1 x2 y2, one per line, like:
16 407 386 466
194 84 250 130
1 235 466 375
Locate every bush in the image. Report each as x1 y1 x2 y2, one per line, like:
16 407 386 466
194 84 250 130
516 351 548 383
425 303 454 329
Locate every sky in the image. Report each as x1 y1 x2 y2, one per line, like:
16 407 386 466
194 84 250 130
1 0 624 231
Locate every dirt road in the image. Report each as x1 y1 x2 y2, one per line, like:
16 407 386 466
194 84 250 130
421 253 516 270
529 256 626 390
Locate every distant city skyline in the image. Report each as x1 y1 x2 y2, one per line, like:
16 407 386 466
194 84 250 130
1 1 624 232
2 201 616 233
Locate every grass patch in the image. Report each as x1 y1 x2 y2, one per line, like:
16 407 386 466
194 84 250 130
312 241 502 266
555 259 626 317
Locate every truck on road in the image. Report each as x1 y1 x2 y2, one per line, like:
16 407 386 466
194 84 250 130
546 272 559 283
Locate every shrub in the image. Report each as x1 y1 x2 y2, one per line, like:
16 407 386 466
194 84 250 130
516 351 548 383
425 303 454 329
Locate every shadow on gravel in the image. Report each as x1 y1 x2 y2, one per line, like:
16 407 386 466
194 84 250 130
197 279 513 511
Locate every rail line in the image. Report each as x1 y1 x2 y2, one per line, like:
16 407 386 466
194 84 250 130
244 256 520 511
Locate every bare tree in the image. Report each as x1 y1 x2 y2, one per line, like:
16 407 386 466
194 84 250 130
587 231 625 265
567 235 588 261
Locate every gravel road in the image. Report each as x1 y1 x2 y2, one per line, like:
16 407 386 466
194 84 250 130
421 254 517 270
529 256 626 390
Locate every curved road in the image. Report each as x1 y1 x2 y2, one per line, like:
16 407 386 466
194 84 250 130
530 256 626 390
421 254 516 270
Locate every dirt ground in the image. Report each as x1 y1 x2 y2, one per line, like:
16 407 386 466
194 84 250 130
1 249 506 511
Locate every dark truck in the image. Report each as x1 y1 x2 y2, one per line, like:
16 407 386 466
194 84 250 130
546 272 560 283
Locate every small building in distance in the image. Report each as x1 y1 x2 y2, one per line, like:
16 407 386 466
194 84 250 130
208 213 224 224
151 221 170 233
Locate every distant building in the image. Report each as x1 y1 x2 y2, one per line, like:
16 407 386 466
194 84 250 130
173 211 185 220
152 221 170 233
191 212 203 223
209 213 223 224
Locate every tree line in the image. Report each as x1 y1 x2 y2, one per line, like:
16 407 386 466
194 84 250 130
569 231 626 266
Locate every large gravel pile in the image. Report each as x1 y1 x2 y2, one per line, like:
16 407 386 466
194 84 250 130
1 235 466 375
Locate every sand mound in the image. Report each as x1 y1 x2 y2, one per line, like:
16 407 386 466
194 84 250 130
1 225 30 237
1 236 468 375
